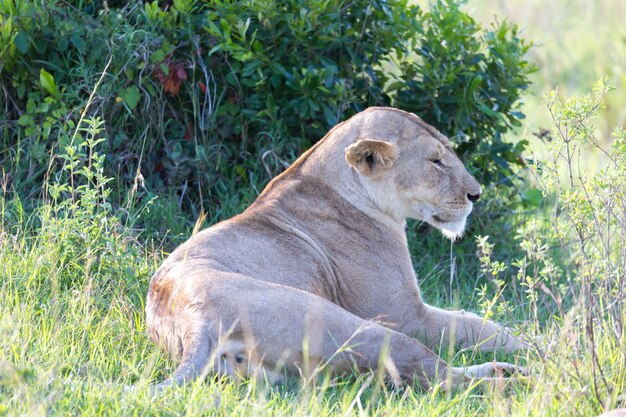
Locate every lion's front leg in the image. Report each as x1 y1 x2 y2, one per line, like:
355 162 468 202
410 304 530 353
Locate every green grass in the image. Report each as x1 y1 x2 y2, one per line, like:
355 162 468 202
0 201 623 416
1 124 625 416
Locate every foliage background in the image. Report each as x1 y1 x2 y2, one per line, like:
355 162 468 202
1 0 533 230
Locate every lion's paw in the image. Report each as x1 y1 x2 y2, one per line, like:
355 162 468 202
460 361 526 379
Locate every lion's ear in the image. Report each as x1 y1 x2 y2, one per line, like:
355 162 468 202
345 139 398 177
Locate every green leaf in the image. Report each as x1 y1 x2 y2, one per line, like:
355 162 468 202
70 32 86 54
468 75 482 96
39 69 59 99
17 114 34 127
150 49 166 63
170 142 182 160
208 44 222 55
523 188 543 207
173 0 192 14
477 102 499 117
14 31 30 54
121 86 141 110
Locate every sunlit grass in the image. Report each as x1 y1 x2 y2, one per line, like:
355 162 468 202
1 222 622 416
1 114 624 416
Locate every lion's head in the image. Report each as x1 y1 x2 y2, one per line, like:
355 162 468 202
344 107 481 239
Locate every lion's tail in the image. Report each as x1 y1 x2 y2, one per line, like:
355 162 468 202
154 327 214 391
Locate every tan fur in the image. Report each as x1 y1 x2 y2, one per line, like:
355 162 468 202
345 139 398 177
146 107 529 390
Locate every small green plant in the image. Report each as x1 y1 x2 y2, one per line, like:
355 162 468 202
36 117 132 293
530 80 623 316
524 81 626 412
476 235 507 290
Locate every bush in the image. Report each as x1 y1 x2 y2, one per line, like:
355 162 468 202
392 0 534 184
0 0 534 223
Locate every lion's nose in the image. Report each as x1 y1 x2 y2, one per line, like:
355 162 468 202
467 192 481 203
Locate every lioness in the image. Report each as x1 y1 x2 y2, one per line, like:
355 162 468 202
146 107 528 389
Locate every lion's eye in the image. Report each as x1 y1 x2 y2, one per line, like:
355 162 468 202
431 159 444 167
